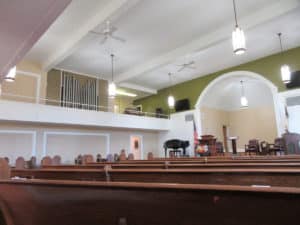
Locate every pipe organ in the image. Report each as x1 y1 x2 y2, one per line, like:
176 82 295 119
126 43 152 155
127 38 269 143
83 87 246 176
60 72 99 110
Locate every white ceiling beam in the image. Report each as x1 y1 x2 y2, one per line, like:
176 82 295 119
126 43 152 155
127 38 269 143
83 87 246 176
118 82 157 94
42 0 140 71
115 0 300 83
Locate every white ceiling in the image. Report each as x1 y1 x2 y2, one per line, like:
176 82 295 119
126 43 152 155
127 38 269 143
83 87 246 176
25 0 300 97
200 75 274 111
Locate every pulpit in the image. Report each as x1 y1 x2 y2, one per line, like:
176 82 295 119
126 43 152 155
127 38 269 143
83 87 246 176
228 136 238 154
198 135 217 156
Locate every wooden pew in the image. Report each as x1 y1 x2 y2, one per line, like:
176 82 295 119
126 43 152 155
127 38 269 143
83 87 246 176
11 168 300 187
0 179 300 225
86 156 300 165
41 162 300 170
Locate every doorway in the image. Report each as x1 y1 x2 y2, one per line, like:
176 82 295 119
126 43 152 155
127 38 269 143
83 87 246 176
130 135 143 159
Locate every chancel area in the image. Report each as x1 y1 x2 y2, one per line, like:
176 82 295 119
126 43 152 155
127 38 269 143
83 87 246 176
1 0 300 225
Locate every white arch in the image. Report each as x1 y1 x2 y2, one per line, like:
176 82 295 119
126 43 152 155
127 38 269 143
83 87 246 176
194 70 285 137
195 70 278 109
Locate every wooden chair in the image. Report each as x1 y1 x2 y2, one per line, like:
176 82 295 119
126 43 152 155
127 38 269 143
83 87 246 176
15 157 26 169
106 154 113 162
82 155 94 164
113 154 120 162
96 154 102 162
0 158 10 179
269 138 285 155
245 139 260 155
216 142 224 155
28 156 37 169
128 153 134 160
147 152 154 160
76 155 83 165
4 157 9 165
119 150 127 161
52 155 61 165
41 156 52 166
283 132 300 154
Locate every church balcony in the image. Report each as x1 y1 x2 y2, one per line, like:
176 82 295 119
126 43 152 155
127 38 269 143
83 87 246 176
0 95 170 131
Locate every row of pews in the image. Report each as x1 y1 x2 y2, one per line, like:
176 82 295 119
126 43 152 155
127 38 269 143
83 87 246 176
1 155 300 225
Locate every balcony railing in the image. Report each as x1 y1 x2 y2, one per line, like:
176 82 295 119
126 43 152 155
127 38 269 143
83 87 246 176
0 92 169 119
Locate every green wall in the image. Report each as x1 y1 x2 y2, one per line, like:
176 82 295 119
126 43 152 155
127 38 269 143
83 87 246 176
134 46 300 114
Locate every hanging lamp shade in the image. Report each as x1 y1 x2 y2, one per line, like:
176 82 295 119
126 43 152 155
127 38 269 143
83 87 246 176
240 81 248 108
108 82 116 97
278 33 291 84
281 64 291 84
232 0 246 55
240 96 248 108
232 26 246 55
4 66 16 82
109 54 116 97
167 73 175 108
168 95 175 108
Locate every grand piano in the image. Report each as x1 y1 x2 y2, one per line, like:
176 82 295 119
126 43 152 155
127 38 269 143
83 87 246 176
163 139 190 157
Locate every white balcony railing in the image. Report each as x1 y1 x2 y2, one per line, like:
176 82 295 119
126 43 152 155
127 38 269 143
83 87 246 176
0 93 170 131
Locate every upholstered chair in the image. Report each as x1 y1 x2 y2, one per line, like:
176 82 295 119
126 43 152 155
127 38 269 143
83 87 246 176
15 157 26 169
52 155 62 165
147 152 154 160
0 158 10 179
128 153 134 160
245 139 260 155
41 156 52 166
119 150 127 161
96 154 102 162
269 138 285 155
106 154 114 162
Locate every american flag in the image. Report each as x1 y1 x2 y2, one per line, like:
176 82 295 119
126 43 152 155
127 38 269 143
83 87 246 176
193 119 199 150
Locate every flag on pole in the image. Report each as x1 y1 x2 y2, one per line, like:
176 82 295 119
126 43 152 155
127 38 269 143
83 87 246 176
193 119 199 151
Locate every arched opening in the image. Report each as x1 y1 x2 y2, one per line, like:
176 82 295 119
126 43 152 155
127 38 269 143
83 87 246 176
195 71 285 154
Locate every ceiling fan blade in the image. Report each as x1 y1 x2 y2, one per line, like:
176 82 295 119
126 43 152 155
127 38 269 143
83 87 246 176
99 36 108 45
111 35 126 43
187 61 195 66
110 26 117 33
89 30 105 36
186 65 196 70
177 67 185 72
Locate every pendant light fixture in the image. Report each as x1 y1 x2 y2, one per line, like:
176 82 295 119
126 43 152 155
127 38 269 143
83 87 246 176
4 66 16 82
232 0 246 55
240 80 248 108
278 33 291 84
167 73 175 108
108 54 116 97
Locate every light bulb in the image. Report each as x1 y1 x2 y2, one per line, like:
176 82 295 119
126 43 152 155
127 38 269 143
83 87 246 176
281 64 291 84
168 95 175 108
232 26 246 55
4 66 16 82
108 82 116 97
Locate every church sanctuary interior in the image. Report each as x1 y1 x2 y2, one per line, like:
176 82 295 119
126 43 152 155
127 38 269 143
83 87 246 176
2 0 300 224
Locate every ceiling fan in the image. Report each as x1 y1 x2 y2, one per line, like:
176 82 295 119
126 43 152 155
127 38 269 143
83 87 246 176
177 61 196 72
90 20 126 45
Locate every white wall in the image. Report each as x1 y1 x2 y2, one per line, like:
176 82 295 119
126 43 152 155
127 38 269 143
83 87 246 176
288 105 300 133
158 110 198 157
0 123 159 164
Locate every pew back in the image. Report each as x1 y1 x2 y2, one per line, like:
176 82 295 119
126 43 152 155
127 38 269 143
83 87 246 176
0 180 300 225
